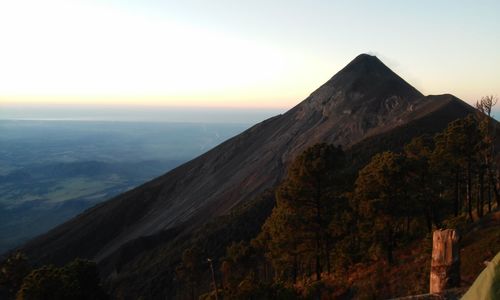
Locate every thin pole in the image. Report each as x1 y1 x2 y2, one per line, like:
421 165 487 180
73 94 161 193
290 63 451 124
207 258 219 300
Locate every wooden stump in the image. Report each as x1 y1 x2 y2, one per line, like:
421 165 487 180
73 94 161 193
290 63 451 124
430 229 460 294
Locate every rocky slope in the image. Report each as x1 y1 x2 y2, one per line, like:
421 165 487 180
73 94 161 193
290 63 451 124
21 54 475 285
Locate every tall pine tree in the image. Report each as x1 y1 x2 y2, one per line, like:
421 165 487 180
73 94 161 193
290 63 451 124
262 143 344 281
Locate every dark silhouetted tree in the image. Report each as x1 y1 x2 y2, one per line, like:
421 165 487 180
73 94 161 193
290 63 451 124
353 151 408 263
476 95 499 212
433 116 481 221
405 136 446 232
0 252 31 299
176 246 204 300
263 143 344 282
16 259 107 300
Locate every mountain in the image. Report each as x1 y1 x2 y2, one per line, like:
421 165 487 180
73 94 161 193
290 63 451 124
19 54 476 298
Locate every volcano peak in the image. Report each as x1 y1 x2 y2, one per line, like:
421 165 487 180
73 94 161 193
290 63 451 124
299 53 423 121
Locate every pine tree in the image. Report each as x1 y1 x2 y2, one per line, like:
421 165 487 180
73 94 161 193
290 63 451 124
475 96 499 212
16 259 107 300
433 116 482 221
0 252 31 299
404 136 439 233
261 143 344 282
353 151 408 263
176 246 204 300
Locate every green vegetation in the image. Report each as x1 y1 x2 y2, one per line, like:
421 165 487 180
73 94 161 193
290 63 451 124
2 101 498 299
0 252 31 299
174 97 499 299
262 144 345 283
0 254 108 300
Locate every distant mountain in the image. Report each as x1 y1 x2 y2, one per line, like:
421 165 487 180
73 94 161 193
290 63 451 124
20 54 476 298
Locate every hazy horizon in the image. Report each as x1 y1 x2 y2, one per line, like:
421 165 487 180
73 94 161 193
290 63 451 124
1 0 499 111
0 104 287 124
3 99 499 124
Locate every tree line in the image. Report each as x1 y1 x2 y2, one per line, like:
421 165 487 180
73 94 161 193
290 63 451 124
1 98 497 300
176 96 498 299
0 252 108 300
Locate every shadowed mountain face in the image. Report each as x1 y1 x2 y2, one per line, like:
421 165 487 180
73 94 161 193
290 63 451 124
20 54 474 276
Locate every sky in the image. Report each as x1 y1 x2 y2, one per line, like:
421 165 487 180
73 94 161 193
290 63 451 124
0 0 499 114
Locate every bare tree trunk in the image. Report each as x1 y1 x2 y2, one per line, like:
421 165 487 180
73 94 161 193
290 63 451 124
458 173 463 214
491 169 500 207
430 229 460 294
454 169 460 216
467 162 474 221
476 174 480 216
315 231 321 281
325 238 331 274
479 170 484 217
387 227 394 264
488 179 492 213
292 254 298 284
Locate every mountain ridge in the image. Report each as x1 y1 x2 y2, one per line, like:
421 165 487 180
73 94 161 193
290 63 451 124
19 55 477 288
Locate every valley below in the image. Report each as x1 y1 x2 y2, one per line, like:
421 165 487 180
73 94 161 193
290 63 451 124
0 120 249 253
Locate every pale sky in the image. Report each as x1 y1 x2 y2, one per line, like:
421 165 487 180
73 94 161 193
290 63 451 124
0 0 499 109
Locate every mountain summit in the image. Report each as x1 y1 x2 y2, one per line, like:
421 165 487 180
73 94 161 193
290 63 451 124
21 54 474 298
319 53 423 108
287 53 425 146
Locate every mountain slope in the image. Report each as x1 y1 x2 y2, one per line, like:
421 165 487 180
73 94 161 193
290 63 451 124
101 95 472 299
21 54 476 277
96 95 476 299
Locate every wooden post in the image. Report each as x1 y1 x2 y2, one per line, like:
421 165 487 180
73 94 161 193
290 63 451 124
430 229 460 294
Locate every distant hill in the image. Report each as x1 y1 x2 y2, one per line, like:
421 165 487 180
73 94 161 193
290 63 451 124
19 54 479 299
